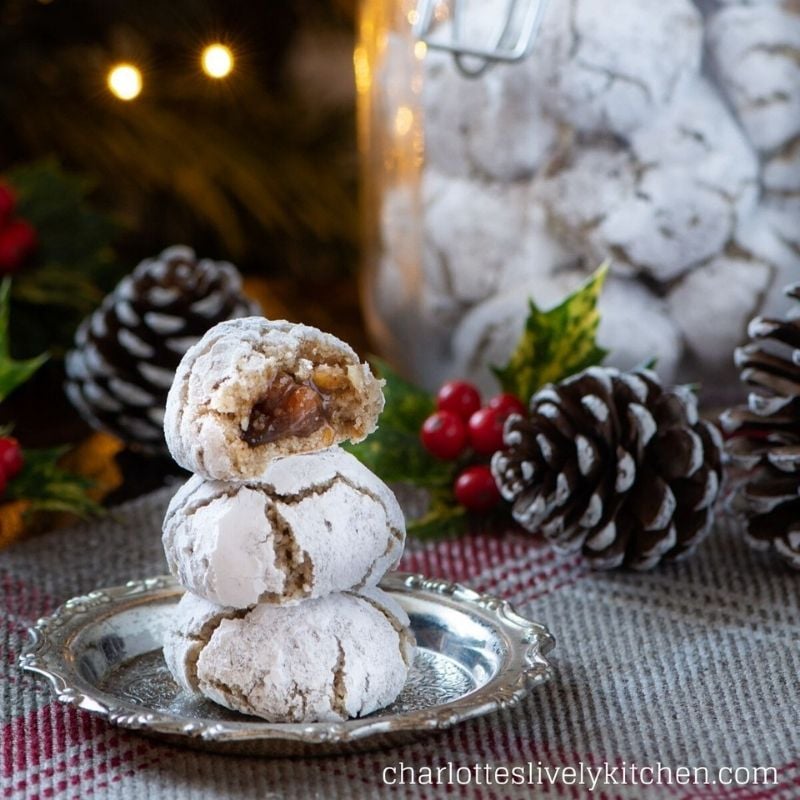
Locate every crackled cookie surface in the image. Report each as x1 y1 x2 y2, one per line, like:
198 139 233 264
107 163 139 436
163 587 415 722
162 447 405 608
164 318 384 479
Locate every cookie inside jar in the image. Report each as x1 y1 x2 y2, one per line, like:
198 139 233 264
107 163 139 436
240 363 359 449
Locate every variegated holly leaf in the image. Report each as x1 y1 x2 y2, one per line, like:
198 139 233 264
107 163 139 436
492 263 609 402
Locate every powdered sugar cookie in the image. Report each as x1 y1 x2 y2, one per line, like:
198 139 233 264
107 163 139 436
533 0 703 136
707 3 800 153
163 587 415 722
542 79 758 284
164 318 384 480
162 447 405 608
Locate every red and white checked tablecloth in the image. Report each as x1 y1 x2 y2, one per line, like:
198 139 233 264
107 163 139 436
1 487 797 799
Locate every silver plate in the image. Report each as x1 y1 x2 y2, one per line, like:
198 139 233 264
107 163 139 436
19 572 555 757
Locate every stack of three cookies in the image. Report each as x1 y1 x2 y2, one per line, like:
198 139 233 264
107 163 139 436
159 318 415 722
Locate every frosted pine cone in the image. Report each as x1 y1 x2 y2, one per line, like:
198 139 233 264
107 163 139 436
65 245 259 453
492 367 723 570
721 284 800 570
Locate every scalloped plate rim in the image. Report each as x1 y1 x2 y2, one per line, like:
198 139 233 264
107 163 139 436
19 572 555 749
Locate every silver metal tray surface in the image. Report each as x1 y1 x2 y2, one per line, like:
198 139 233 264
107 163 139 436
20 572 555 757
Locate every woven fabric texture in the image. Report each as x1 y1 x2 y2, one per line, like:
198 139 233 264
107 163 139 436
1 487 797 799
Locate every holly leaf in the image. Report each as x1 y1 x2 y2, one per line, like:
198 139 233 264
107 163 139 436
0 279 48 402
5 446 101 518
343 359 454 489
492 263 609 402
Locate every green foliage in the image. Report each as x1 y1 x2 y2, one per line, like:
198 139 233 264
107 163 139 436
405 493 468 541
369 360 436 434
344 361 469 538
9 160 117 281
0 280 48 403
5 446 101 517
493 263 609 402
5 160 121 358
343 360 452 489
0 280 100 518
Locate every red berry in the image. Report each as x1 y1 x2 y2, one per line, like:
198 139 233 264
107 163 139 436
0 470 6 498
488 393 527 419
420 410 468 460
467 407 506 455
0 183 15 227
0 437 24 480
454 465 501 512
0 219 37 274
437 380 482 421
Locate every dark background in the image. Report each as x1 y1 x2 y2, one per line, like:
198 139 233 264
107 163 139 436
1 0 359 283
0 0 365 496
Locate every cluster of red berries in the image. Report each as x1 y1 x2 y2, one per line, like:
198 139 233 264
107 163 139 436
0 183 37 275
0 437 24 496
420 381 526 513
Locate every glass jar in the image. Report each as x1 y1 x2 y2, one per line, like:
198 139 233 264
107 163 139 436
357 0 800 398
355 0 427 381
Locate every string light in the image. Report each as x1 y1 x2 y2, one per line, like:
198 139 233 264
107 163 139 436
201 44 234 79
107 64 142 101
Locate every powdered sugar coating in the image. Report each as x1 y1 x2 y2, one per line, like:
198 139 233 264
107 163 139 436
666 253 773 373
164 318 384 480
163 589 415 722
533 0 703 135
162 448 405 608
707 4 800 152
541 79 758 284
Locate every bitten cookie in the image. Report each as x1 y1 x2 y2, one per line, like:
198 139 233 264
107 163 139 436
162 447 406 608
163 587 415 722
164 318 384 479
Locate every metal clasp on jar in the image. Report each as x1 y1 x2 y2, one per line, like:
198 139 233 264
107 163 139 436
412 0 549 78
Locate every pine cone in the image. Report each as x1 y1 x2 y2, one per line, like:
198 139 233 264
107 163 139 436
720 283 800 570
65 245 259 454
492 366 723 570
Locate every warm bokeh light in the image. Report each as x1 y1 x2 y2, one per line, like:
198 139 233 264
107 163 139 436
107 64 142 100
353 45 370 95
201 44 234 79
394 105 414 136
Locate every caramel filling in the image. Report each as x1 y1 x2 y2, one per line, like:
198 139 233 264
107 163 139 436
241 372 334 447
